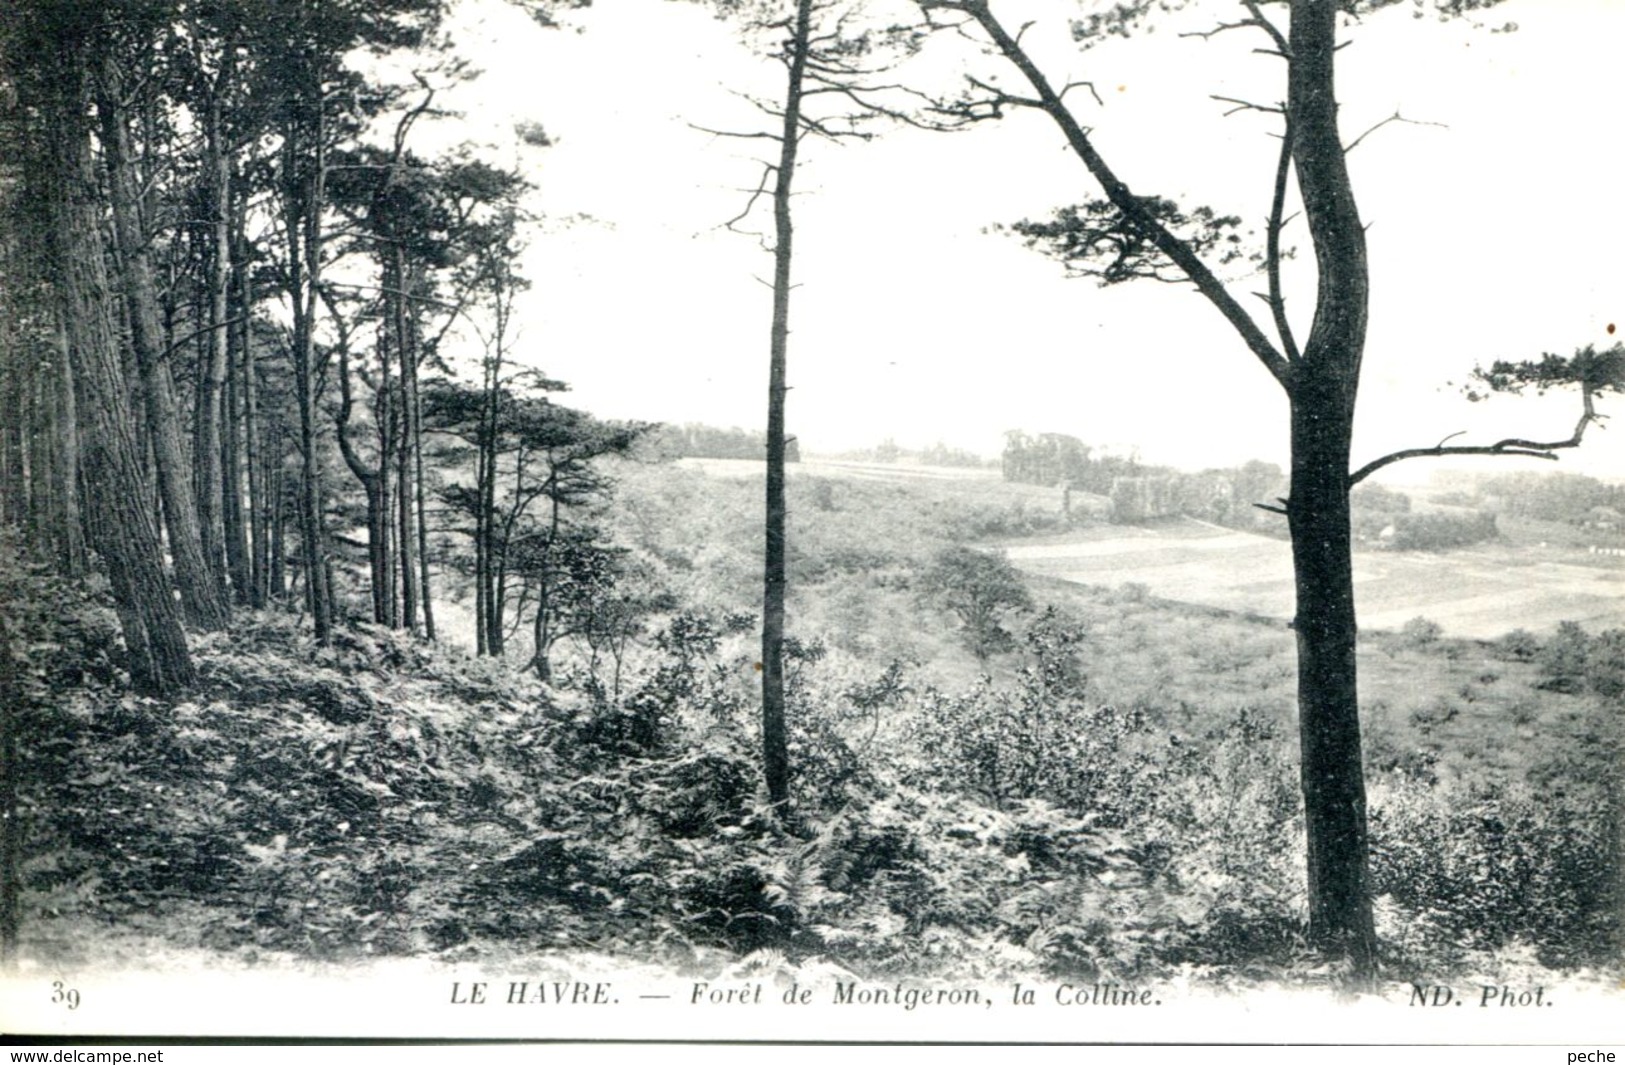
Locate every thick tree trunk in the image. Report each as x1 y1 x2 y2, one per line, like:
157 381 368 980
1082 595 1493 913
0 357 22 531
955 0 1382 980
1287 394 1378 978
1286 0 1377 982
97 68 229 631
50 324 85 576
0 611 19 969
47 67 194 695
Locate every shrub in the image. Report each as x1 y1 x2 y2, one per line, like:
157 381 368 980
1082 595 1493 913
1399 616 1443 648
1493 629 1542 662
1351 483 1412 539
1409 695 1460 730
1587 629 1625 699
920 546 1033 660
1388 511 1498 551
1536 621 1591 694
1370 779 1619 968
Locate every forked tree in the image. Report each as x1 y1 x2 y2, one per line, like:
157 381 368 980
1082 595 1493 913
912 0 1619 981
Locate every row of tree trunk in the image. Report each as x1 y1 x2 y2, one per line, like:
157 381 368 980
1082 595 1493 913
0 2 458 694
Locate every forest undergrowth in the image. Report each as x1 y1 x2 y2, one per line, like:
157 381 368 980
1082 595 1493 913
3 519 1619 991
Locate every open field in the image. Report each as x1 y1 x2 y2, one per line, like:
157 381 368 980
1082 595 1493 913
681 455 1012 484
675 457 1623 638
1003 519 1623 639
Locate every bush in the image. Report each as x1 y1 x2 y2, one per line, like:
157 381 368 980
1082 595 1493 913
1388 510 1498 551
1536 621 1591 694
920 546 1033 660
1493 629 1542 662
1351 483 1412 539
1370 779 1619 969
1587 629 1625 698
1398 616 1443 648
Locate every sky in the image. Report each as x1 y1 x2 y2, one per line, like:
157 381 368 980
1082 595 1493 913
410 0 1624 481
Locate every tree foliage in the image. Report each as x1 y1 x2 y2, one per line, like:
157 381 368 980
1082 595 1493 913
921 546 1033 659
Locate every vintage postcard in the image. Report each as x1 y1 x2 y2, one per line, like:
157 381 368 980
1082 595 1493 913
0 0 1620 1048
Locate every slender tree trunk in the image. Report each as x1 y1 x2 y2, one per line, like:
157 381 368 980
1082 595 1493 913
491 531 509 658
479 349 504 656
222 300 249 602
284 101 334 641
472 398 489 656
405 274 434 641
760 0 814 809
231 178 267 608
530 487 560 681
1286 0 1377 982
193 88 234 601
97 66 228 630
392 256 419 632
378 351 399 628
268 427 287 601
210 97 250 605
336 344 389 624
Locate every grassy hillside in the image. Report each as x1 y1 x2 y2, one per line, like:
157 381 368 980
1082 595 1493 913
3 457 1620 990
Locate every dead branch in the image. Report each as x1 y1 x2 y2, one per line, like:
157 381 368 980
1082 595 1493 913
1344 110 1447 155
936 0 1291 389
1212 94 1283 117
689 123 782 141
1265 113 1299 361
720 163 778 233
1348 386 1603 486
1059 80 1104 107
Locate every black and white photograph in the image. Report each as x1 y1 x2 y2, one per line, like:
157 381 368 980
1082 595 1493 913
0 0 1621 1048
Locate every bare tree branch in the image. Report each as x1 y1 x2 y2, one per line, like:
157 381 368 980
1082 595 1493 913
1265 114 1300 361
689 123 782 141
921 0 1292 390
721 162 777 238
1059 79 1103 107
1212 94 1284 116
1242 1 1291 57
1348 385 1603 486
1344 110 1447 155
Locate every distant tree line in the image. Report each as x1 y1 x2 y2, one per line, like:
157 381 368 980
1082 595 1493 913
823 438 989 468
652 423 801 463
1002 431 1290 531
1474 472 1625 527
1002 432 1515 552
